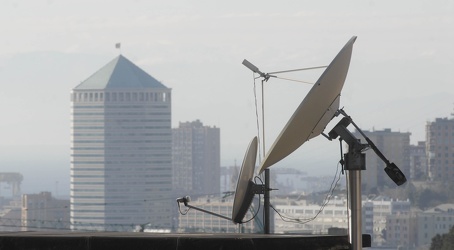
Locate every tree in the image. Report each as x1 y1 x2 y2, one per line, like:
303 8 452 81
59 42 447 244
430 226 454 250
430 234 443 250
417 188 447 210
441 226 454 250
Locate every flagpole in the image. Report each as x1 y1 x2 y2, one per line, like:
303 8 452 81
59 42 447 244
115 43 122 54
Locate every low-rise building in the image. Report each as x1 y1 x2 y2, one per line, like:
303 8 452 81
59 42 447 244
416 203 454 248
22 192 69 231
273 196 348 234
362 196 411 247
385 210 418 249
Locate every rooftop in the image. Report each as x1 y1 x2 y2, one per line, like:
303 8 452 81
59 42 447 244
0 231 371 250
74 55 167 90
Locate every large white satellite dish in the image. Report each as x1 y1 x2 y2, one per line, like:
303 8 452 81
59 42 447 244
259 36 357 173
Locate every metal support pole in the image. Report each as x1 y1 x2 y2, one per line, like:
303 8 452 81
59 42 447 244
264 168 270 234
348 170 362 250
261 79 266 157
261 78 270 234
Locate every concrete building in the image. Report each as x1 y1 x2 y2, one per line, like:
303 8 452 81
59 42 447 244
21 192 69 231
172 120 220 197
0 173 23 198
362 201 374 239
416 203 454 248
362 196 411 247
354 129 411 192
177 195 260 233
0 199 21 231
70 55 172 231
272 168 312 195
409 141 427 180
220 166 240 194
385 210 418 249
426 117 454 182
273 196 349 234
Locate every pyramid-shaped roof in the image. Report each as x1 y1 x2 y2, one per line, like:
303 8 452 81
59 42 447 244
74 55 167 90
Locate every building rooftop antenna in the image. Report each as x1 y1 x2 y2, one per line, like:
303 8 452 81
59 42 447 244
242 51 329 235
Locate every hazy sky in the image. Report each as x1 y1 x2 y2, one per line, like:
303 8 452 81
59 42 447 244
0 0 453 194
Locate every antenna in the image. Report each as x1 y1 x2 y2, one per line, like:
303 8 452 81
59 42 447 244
244 36 364 249
242 59 266 78
242 59 328 84
245 36 406 250
242 36 354 235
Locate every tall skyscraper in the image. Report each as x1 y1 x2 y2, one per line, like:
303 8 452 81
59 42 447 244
354 129 411 192
172 120 220 196
426 116 454 182
70 55 172 231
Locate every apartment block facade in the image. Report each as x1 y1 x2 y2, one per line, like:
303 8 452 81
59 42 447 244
172 120 220 197
426 117 454 181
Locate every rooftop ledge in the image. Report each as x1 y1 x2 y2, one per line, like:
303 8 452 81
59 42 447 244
0 231 371 250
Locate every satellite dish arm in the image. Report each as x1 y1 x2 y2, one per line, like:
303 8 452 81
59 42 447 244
176 196 233 222
185 204 233 221
351 120 407 186
342 115 391 165
337 109 407 186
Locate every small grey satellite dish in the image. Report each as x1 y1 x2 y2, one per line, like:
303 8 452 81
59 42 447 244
232 136 258 224
259 36 357 173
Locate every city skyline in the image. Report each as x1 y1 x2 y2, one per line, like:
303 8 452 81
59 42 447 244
0 0 453 195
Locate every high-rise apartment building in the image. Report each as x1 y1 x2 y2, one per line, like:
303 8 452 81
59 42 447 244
70 55 172 231
409 141 427 180
354 129 411 192
426 117 454 181
172 120 220 196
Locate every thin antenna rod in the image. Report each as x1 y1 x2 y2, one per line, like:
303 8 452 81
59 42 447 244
261 78 266 162
268 65 328 74
243 58 323 235
273 76 314 84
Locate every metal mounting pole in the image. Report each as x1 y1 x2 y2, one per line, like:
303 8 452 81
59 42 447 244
344 142 365 250
329 118 365 250
347 170 362 250
328 110 406 249
261 78 271 234
264 169 270 234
